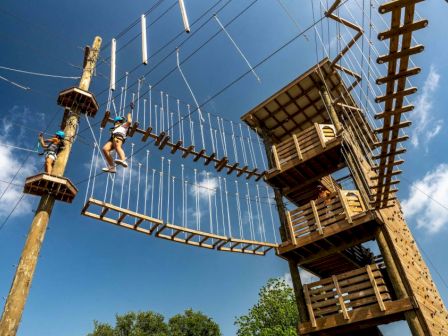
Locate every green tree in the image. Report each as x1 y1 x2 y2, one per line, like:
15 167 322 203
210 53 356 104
87 310 168 336
168 309 222 336
234 278 298 336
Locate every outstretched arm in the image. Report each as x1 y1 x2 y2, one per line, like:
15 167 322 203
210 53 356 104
38 133 47 148
126 112 132 125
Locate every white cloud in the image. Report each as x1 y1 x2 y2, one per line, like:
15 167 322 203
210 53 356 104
189 171 217 201
402 164 448 233
282 269 319 287
0 139 37 220
411 66 443 149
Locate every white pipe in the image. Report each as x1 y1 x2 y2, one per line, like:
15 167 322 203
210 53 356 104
110 38 116 91
178 0 190 33
141 15 148 65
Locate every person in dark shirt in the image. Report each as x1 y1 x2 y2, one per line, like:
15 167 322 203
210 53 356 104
38 130 65 174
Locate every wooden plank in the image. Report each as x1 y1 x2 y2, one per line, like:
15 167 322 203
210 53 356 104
128 122 139 137
292 133 303 160
375 87 417 103
100 110 111 128
182 145 195 158
304 284 317 328
378 0 424 14
193 149 206 162
286 211 298 245
377 44 424 64
272 145 281 170
310 200 324 235
378 20 428 41
332 275 350 320
159 135 170 150
141 127 153 142
366 265 386 312
170 140 183 154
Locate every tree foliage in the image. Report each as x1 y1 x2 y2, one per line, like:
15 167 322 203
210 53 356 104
87 309 220 336
234 278 298 336
168 309 221 336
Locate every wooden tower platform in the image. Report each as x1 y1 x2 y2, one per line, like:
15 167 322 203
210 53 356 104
240 4 447 330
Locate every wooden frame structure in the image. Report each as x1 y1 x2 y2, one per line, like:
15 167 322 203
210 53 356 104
57 87 99 117
100 111 264 181
23 173 78 203
81 197 277 256
299 264 414 334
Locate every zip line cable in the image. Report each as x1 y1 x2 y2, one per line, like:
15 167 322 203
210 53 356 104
0 75 30 90
0 65 80 79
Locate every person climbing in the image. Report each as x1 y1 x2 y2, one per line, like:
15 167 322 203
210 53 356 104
38 130 65 175
102 103 133 173
317 184 333 216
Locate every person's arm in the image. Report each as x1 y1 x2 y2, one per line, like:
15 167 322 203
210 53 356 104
38 133 48 148
126 112 132 126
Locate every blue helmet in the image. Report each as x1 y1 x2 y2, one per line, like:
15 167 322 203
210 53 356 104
55 130 65 139
114 116 125 123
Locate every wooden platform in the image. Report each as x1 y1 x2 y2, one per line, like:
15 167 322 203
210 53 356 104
82 198 278 256
81 198 163 235
23 173 78 203
265 123 345 189
299 264 413 334
100 112 264 181
241 58 372 145
57 87 99 117
278 190 377 265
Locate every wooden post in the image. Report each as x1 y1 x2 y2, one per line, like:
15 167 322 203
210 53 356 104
320 85 342 133
375 227 426 336
0 36 102 336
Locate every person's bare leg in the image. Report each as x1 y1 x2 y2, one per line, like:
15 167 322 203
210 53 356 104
45 157 53 174
102 141 115 167
114 138 126 161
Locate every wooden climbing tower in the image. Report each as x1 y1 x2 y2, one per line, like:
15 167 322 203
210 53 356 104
241 1 447 335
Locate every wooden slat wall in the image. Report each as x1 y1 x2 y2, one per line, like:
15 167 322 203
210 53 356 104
273 124 337 171
287 190 365 245
379 203 448 335
304 264 391 321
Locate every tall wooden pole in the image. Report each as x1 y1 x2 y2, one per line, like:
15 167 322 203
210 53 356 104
0 36 102 336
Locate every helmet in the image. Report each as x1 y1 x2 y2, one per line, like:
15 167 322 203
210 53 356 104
114 116 125 123
55 130 65 139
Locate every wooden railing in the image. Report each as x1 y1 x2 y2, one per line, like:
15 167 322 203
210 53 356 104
286 190 366 246
303 264 391 328
272 123 337 171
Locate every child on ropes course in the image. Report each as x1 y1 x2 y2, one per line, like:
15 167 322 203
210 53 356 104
102 103 133 173
38 130 65 175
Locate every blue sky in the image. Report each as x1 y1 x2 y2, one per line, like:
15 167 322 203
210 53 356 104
1 1 448 335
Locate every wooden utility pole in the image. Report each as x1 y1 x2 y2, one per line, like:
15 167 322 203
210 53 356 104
0 36 102 336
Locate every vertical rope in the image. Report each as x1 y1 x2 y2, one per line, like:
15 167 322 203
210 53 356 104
166 159 171 222
119 159 126 208
265 185 278 244
246 126 257 168
84 140 97 204
223 178 232 237
90 129 103 198
119 87 124 117
235 180 243 238
136 78 142 123
256 184 267 242
214 129 219 158
194 169 199 231
230 121 238 162
110 38 116 91
143 98 147 130
126 143 135 209
207 172 213 234
239 124 248 166
208 113 216 153
158 157 164 219
246 182 255 240
160 91 164 131
122 72 129 115
217 116 226 156
166 93 170 136
213 185 219 235
154 104 158 134
144 150 149 215
218 177 226 236
181 164 185 227
220 118 229 157
171 176 175 224
136 163 142 217
177 99 184 143
150 168 155 217
184 179 188 231
257 137 267 170
149 85 153 128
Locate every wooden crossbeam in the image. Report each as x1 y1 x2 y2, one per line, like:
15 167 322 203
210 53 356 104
378 20 428 41
374 105 414 119
374 121 412 134
376 68 420 85
378 0 424 14
375 87 417 103
377 45 424 64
